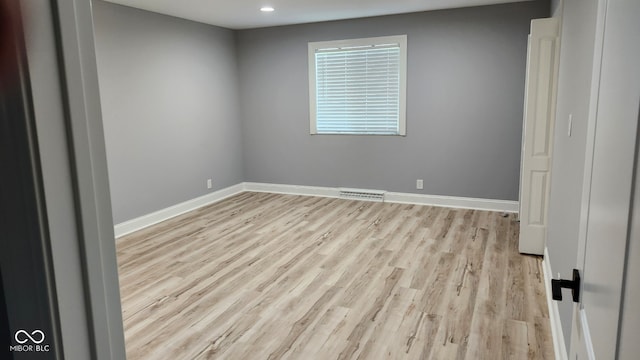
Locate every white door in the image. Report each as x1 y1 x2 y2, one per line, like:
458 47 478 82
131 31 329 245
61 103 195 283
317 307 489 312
568 0 640 357
519 18 561 255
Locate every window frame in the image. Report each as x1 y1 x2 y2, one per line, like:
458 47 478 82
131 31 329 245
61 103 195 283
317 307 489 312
308 35 408 136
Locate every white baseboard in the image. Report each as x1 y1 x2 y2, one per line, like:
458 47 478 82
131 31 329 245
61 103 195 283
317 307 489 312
244 182 518 213
243 182 340 198
113 183 244 238
543 247 568 360
385 191 519 213
115 182 519 238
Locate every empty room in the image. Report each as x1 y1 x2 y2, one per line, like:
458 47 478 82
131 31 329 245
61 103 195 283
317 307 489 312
95 0 552 358
2 0 639 359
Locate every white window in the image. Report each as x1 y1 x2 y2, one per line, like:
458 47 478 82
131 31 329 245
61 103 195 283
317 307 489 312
308 35 407 136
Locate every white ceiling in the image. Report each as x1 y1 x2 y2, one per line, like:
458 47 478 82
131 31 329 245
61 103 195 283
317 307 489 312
101 0 536 30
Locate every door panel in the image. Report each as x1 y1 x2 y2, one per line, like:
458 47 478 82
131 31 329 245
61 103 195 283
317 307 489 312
519 18 561 255
570 0 640 357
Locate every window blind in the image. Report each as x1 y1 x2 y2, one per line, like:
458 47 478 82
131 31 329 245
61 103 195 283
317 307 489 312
314 44 401 135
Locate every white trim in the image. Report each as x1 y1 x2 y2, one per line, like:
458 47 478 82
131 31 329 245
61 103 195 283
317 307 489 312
244 182 518 213
543 247 569 360
385 191 518 213
578 308 596 360
338 187 386 196
244 182 340 198
114 184 244 238
116 182 520 238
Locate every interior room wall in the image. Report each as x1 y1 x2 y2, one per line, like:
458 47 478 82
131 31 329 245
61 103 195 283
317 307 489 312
93 1 549 224
93 1 243 224
236 2 549 200
550 0 564 17
545 0 598 348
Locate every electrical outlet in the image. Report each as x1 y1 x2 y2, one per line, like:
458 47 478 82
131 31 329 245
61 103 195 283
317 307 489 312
207 179 212 189
416 179 424 190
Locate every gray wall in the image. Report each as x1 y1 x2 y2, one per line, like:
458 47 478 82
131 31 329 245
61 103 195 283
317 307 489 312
93 1 244 223
545 0 598 348
237 2 549 200
550 0 563 17
93 1 549 223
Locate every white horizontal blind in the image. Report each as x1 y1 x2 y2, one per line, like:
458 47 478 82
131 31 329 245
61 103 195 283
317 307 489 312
314 43 401 135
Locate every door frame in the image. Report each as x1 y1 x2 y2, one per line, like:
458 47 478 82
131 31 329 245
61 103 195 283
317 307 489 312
569 0 638 357
574 0 607 300
22 0 126 358
568 0 606 356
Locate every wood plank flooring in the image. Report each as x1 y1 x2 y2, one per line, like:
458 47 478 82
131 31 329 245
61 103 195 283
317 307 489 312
116 192 554 359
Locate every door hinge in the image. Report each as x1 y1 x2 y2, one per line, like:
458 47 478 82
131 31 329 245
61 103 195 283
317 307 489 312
551 269 580 303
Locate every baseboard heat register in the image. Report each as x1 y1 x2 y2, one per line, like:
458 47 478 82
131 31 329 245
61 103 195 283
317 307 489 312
338 188 386 202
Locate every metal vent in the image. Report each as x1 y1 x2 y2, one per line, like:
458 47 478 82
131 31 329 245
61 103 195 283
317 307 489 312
338 188 385 202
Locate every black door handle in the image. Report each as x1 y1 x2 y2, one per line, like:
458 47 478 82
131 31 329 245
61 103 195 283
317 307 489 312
551 269 580 303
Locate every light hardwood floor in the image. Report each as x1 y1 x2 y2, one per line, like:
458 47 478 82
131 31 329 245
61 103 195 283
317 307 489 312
117 192 554 360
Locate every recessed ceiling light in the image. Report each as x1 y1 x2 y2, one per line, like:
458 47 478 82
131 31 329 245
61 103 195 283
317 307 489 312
260 6 275 12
